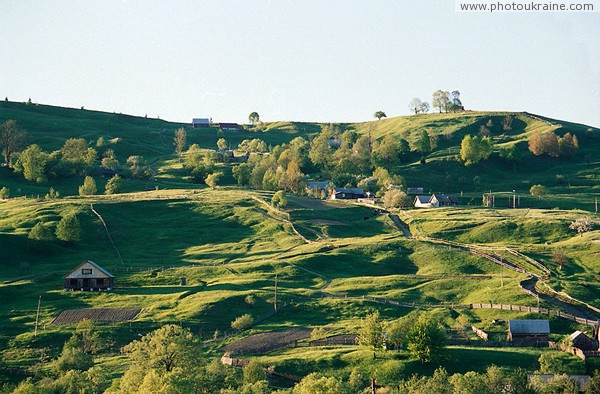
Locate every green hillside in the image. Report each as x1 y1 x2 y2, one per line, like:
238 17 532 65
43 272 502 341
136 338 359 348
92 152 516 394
1 101 599 391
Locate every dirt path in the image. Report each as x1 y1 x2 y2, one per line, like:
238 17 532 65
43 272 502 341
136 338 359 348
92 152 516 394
90 203 124 265
522 279 600 320
388 214 413 238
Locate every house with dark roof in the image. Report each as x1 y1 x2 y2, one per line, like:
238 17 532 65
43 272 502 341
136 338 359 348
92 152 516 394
64 260 114 291
414 194 459 208
192 118 210 128
330 187 365 200
218 122 241 131
507 320 550 343
306 181 333 196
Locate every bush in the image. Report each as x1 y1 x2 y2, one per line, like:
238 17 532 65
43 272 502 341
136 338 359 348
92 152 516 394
382 188 411 208
530 184 547 197
231 314 254 331
271 190 287 208
56 214 81 242
0 187 9 199
105 174 122 195
205 172 223 188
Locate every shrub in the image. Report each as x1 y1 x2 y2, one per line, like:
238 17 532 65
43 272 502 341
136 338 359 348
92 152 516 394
56 214 81 242
272 190 287 208
530 184 547 197
0 187 9 199
105 174 122 195
231 314 254 331
78 176 97 196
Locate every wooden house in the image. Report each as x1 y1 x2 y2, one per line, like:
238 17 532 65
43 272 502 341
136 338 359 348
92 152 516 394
414 194 459 208
413 195 432 208
218 122 241 131
570 331 598 351
330 187 365 200
192 118 210 128
507 320 550 343
64 260 114 291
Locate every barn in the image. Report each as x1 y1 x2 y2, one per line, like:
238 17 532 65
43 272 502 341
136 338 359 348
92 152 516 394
64 260 114 291
330 187 365 200
507 320 550 344
192 118 210 128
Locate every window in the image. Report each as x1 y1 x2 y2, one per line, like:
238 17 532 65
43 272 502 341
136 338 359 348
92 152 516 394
70 279 78 286
82 269 92 275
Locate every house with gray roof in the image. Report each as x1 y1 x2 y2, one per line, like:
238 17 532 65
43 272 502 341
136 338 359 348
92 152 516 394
64 260 114 291
507 319 550 343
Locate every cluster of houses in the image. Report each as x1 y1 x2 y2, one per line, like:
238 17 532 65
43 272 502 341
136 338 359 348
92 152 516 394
192 118 241 131
305 181 459 207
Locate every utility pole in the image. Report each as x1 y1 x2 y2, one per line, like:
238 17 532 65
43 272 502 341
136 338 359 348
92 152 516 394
274 273 278 314
595 197 598 213
513 190 516 209
34 295 41 337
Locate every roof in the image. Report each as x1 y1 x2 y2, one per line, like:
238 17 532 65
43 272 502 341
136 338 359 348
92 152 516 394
508 320 550 334
64 260 115 279
306 181 332 189
192 118 209 124
219 122 240 127
570 330 585 340
414 195 430 203
333 187 364 195
446 195 460 203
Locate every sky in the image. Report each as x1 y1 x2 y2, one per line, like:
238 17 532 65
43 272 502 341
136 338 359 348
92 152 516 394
1 0 599 127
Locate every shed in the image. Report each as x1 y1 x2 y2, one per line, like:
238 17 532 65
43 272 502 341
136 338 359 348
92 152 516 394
330 187 365 200
64 260 114 291
570 331 598 351
406 187 424 195
192 118 210 128
507 319 550 342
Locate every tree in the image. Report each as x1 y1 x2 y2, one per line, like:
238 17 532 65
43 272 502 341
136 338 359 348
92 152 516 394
502 114 513 131
386 317 412 350
451 90 462 112
45 187 60 199
499 144 521 172
54 346 93 374
432 90 451 113
271 190 287 208
249 111 260 125
105 174 122 195
569 217 593 237
66 319 102 354
558 132 579 157
56 213 81 242
122 325 196 373
0 119 27 167
244 295 256 307
233 163 252 186
127 155 152 179
78 176 97 196
414 130 432 155
358 310 383 359
409 98 423 114
529 184 547 197
29 222 53 242
0 186 9 199
17 144 48 182
243 360 266 385
217 137 228 151
61 138 97 173
374 111 387 120
205 171 222 188
231 314 254 330
538 352 585 374
382 188 411 208
405 314 446 363
460 135 493 166
528 131 561 157
419 101 431 114
292 373 348 394
173 128 186 159
552 249 567 270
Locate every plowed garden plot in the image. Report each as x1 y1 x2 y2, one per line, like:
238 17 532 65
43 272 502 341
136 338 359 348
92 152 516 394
309 334 357 346
51 308 141 324
223 328 311 355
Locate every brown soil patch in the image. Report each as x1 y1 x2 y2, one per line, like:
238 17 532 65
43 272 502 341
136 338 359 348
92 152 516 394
52 308 141 324
223 328 311 355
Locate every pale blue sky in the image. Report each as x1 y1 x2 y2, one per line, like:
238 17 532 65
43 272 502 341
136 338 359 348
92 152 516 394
1 1 599 126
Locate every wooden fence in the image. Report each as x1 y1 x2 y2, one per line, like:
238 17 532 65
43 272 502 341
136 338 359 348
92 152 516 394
470 303 599 327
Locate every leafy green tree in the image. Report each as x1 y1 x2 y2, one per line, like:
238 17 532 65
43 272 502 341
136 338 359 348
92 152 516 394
105 174 122 195
249 111 260 125
205 171 223 188
586 370 600 394
61 138 97 174
406 314 446 363
374 111 387 120
233 163 252 186
29 222 53 244
271 190 287 208
54 345 93 374
0 186 9 199
183 150 214 183
530 184 547 197
432 90 451 113
101 149 119 170
45 187 60 199
500 144 521 172
414 130 432 155
126 155 152 179
244 294 256 307
173 128 187 159
502 114 513 130
373 134 406 168
17 144 48 182
309 132 333 170
293 373 348 394
78 176 97 196
0 119 27 167
358 310 384 359
66 319 102 354
451 90 462 112
217 137 228 151
243 360 266 385
460 135 493 166
385 317 412 350
123 325 196 373
231 314 254 330
56 213 81 242
449 371 487 394
382 188 411 208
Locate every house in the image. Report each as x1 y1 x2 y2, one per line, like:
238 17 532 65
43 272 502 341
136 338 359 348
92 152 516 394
219 122 241 131
507 320 550 343
413 194 459 208
413 195 432 208
330 187 365 200
224 150 250 163
64 260 114 291
570 331 598 351
192 118 210 128
406 187 424 195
